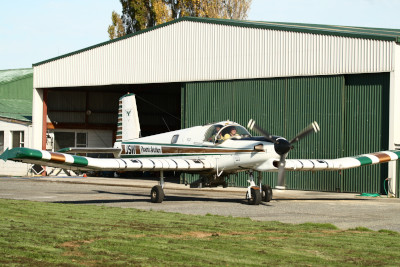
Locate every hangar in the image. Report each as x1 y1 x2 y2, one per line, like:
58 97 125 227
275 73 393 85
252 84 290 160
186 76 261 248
0 68 33 176
32 17 400 196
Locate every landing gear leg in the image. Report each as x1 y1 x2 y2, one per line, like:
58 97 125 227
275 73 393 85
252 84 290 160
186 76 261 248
246 171 261 205
150 171 165 203
257 171 262 191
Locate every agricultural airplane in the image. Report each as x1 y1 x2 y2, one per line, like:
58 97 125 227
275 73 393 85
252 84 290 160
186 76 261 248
1 93 400 205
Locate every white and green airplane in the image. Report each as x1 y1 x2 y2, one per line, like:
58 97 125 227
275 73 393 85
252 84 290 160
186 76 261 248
2 93 400 205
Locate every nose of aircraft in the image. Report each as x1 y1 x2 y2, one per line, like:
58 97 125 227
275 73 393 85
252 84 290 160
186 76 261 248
247 119 320 189
274 138 292 155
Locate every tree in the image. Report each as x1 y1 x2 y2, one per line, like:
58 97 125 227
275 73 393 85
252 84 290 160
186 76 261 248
108 11 125 40
108 0 252 39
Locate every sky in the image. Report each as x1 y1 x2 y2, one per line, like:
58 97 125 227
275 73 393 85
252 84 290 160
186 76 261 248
1 0 400 70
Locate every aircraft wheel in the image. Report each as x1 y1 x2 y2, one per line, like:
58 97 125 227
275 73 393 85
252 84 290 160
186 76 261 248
261 184 273 202
247 187 261 205
150 185 164 203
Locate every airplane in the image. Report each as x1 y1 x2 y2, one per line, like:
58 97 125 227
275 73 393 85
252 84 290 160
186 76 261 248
1 93 400 205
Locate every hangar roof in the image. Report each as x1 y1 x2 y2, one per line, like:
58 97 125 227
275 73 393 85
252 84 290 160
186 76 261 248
0 99 32 123
0 68 33 85
0 68 33 123
33 16 400 67
32 17 396 88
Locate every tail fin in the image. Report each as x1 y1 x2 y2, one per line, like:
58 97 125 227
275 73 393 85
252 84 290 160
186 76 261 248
116 93 141 142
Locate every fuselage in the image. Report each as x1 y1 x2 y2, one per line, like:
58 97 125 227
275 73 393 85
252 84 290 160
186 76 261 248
114 121 281 174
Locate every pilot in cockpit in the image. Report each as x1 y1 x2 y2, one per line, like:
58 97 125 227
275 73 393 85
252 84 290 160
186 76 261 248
208 125 222 142
223 126 240 140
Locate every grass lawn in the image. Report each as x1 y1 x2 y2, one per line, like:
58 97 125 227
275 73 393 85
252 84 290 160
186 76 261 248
0 199 399 266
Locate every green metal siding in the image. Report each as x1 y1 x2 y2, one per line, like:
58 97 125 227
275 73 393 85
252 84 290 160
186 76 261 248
341 73 389 194
182 73 390 193
181 78 285 187
285 76 344 191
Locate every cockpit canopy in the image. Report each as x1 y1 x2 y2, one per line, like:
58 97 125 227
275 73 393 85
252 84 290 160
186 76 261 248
204 123 251 144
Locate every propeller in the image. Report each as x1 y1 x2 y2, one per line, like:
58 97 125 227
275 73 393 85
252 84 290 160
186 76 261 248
247 119 320 189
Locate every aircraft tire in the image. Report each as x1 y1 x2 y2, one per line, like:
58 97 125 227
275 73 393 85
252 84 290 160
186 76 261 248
248 187 261 205
150 185 164 203
261 185 273 202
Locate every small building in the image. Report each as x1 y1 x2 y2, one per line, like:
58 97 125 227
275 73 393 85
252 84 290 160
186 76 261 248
0 68 33 176
30 17 400 196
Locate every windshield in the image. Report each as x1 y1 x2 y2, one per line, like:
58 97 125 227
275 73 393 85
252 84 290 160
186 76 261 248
204 124 252 144
216 125 251 143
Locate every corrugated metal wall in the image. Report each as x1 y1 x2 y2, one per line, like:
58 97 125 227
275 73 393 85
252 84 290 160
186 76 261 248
182 73 390 193
284 76 344 191
341 74 389 193
33 21 393 88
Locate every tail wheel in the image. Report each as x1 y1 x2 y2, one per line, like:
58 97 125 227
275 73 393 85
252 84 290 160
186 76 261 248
261 184 273 202
150 185 164 203
247 187 261 205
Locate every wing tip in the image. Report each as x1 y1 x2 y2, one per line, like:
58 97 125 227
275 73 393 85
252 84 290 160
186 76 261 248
0 148 10 162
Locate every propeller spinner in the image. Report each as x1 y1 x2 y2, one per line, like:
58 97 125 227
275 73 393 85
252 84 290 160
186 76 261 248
247 119 320 190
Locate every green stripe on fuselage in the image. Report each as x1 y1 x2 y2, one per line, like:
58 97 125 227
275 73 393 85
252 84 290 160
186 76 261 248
355 156 373 166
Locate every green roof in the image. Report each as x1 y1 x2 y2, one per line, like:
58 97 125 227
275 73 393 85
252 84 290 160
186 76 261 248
0 99 32 122
33 17 400 67
0 68 33 122
0 68 33 85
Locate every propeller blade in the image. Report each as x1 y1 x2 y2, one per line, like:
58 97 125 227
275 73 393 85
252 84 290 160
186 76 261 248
289 121 320 144
247 119 275 143
276 154 287 190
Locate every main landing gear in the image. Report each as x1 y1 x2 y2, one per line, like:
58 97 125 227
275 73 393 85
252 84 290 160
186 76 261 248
246 171 273 205
149 171 272 205
150 171 165 203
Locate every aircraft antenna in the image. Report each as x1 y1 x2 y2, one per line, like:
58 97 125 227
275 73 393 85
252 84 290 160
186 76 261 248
136 95 181 121
162 117 170 131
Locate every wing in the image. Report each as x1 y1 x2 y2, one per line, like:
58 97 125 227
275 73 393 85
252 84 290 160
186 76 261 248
282 150 400 171
0 147 213 172
57 147 122 158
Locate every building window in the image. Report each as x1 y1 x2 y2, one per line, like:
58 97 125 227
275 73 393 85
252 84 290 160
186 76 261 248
12 131 24 148
54 132 87 151
76 132 87 147
54 132 75 151
0 131 4 152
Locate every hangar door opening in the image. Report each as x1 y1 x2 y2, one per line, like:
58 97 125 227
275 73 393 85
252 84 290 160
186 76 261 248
182 73 389 194
44 83 181 153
